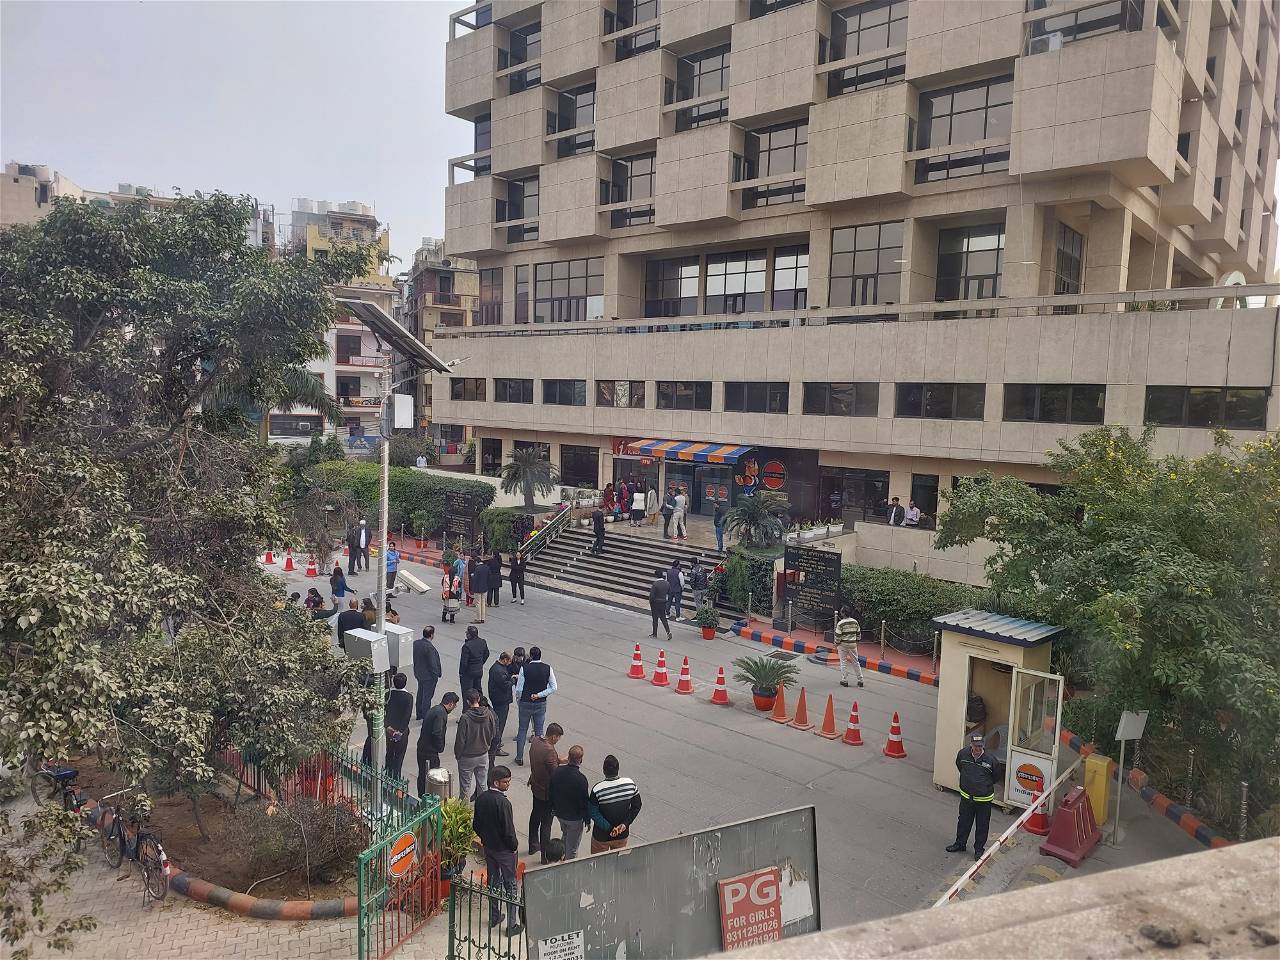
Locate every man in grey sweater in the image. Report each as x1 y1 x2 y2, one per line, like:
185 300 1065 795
455 687 497 805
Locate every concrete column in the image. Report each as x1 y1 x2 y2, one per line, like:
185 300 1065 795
903 217 937 304
1126 234 1175 292
1002 202 1047 298
1083 205 1132 295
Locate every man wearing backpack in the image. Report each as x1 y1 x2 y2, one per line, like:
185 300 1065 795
689 558 709 612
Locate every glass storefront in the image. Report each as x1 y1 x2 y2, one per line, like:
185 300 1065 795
612 456 662 498
666 462 733 515
819 465 891 524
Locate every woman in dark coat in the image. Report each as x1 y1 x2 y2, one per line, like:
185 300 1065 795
487 549 503 607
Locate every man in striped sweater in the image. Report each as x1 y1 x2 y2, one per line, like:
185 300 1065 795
587 754 642 854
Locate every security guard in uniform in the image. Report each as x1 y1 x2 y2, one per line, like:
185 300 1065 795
947 733 1005 859
834 610 865 688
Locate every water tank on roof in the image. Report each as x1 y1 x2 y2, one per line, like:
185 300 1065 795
295 198 316 214
118 183 133 195
317 200 332 214
33 165 51 180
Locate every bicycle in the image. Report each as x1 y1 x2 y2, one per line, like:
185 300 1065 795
29 762 89 851
97 788 171 904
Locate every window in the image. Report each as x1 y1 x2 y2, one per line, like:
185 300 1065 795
612 0 659 59
1026 0 1143 54
616 25 660 59
510 64 541 93
1003 384 1105 424
336 334 363 363
439 311 465 327
603 153 655 227
543 379 588 406
552 85 596 157
515 265 530 323
499 177 539 242
910 473 939 524
495 377 534 403
514 439 551 461
1144 386 1268 430
672 45 730 102
480 438 502 477
828 0 908 95
269 414 324 437
829 220 904 306
560 444 600 487
509 21 540 64
1053 223 1085 295
656 380 713 410
935 223 1005 301
895 382 986 419
614 0 657 28
750 0 809 17
771 245 809 309
533 258 604 323
741 120 807 208
803 382 879 416
478 268 502 325
644 257 700 317
828 53 906 95
336 375 361 400
724 381 789 414
474 114 491 152
915 76 1013 182
596 380 646 408
675 99 729 131
450 377 486 401
706 250 767 314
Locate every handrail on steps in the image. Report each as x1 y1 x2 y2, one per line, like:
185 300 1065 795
522 503 572 562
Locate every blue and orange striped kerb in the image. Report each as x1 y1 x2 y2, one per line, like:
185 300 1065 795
625 439 753 464
730 620 940 688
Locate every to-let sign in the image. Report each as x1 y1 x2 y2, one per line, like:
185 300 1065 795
388 830 417 879
718 866 783 951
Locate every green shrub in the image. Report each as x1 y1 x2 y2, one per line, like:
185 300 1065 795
388 435 438 468
479 506 525 552
839 564 989 646
310 461 495 536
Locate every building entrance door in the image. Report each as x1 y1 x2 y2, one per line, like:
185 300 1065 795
693 465 732 515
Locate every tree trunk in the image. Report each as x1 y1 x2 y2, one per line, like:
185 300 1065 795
190 795 211 841
524 480 534 510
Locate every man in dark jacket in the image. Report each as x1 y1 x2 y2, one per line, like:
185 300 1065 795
666 559 684 621
661 485 676 539
487 652 516 758
648 569 670 640
473 765 522 935
549 744 589 860
335 598 365 651
347 518 371 574
588 754 642 854
469 557 489 623
591 506 605 555
527 723 563 862
459 625 489 698
382 673 415 778
509 551 527 605
455 688 498 804
486 550 502 607
416 692 458 797
413 626 443 720
946 734 1006 859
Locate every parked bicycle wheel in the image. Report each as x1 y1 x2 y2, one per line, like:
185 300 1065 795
139 836 168 901
100 813 123 868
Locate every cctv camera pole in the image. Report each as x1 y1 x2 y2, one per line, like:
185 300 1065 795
368 354 392 778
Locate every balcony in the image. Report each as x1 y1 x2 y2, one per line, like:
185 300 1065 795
422 291 477 308
338 394 382 409
336 354 382 368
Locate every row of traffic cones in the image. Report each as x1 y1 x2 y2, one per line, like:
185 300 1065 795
627 645 733 706
767 685 908 756
265 547 316 576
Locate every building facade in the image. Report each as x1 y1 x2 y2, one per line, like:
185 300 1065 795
435 0 1279 551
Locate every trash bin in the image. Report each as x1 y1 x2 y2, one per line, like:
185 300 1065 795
427 767 452 803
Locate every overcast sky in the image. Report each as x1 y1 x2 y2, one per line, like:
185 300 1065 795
1 1 472 265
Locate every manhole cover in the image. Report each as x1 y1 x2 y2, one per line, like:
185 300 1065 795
767 651 799 661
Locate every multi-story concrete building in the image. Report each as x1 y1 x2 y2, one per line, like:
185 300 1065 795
436 0 1278 575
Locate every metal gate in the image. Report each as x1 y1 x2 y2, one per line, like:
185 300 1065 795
356 790 443 960
447 872 527 960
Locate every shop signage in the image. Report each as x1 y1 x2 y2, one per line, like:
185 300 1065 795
718 866 783 951
736 457 789 496
1006 749 1051 806
761 460 787 490
538 930 585 960
388 830 417 878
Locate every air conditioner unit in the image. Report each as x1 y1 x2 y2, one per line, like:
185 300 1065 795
1028 31 1063 55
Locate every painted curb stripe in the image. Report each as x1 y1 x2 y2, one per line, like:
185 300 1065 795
731 621 941 687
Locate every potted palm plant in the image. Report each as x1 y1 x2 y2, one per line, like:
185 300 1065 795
694 603 720 640
732 655 800 712
723 492 791 549
438 798 476 895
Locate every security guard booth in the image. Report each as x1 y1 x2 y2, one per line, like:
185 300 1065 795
930 609 1066 811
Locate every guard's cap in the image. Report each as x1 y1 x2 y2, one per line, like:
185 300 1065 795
971 734 985 743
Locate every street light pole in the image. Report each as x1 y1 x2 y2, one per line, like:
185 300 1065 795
369 355 392 776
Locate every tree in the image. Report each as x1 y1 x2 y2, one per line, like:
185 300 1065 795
937 427 1280 836
0 195 376 950
387 434 438 468
499 447 559 510
723 491 791 548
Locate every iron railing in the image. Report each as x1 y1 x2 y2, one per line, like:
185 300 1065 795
520 503 572 562
448 872 527 960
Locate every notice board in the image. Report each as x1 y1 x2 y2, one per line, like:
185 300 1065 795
783 545 842 635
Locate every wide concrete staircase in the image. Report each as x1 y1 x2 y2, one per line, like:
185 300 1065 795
525 525 727 613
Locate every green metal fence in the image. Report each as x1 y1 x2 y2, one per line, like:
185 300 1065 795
357 793 443 960
447 872 527 960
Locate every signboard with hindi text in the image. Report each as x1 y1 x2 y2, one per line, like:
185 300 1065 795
783 545 842 635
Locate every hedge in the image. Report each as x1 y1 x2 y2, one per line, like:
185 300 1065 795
715 546 782 616
479 506 520 553
310 461 495 536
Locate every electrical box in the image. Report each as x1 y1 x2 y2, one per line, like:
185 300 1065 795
344 628 389 673
1084 752 1112 826
384 623 414 674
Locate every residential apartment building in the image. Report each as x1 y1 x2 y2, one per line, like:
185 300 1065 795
435 0 1279 576
405 237 481 444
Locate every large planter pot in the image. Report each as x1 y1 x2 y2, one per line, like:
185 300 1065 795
701 626 716 641
751 686 777 712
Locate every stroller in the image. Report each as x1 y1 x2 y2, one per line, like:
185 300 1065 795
441 573 461 624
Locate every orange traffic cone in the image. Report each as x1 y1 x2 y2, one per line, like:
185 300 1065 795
342 544 350 557
710 666 731 706
304 555 318 578
883 711 907 758
675 656 694 695
769 685 791 724
627 644 646 680
814 694 840 739
1023 790 1051 836
263 548 276 565
283 548 296 572
788 687 814 732
842 701 864 746
651 650 670 687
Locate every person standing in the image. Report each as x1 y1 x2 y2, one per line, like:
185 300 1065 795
513 646 557 767
630 485 646 527
455 688 497 805
413 626 443 719
671 486 689 542
834 611 866 689
713 500 727 552
886 497 905 526
384 541 402 594
549 744 589 860
355 519 373 572
459 625 489 697
330 564 352 604
946 734 1005 860
645 483 660 527
666 559 685 621
591 505 606 555
473 766 523 936
382 673 414 778
487 652 516 758
487 549 503 608
345 522 362 576
648 568 671 640
688 558 709 612
904 500 922 527
335 598 365 652
469 556 489 623
588 755 642 854
416 692 458 797
527 722 564 861
509 551 527 605
661 485 676 539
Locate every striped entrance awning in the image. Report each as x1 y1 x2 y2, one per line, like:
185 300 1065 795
623 439 754 464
